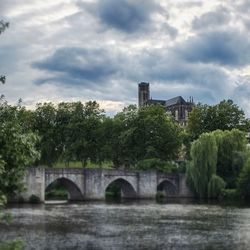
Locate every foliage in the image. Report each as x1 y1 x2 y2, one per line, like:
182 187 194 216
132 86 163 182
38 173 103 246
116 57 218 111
208 174 226 199
187 129 248 199
111 105 183 167
33 101 105 167
45 180 68 200
188 100 248 139
136 158 178 173
105 182 121 199
187 133 218 198
213 129 247 188
220 189 240 200
237 156 250 199
33 103 59 166
0 102 40 197
28 194 40 204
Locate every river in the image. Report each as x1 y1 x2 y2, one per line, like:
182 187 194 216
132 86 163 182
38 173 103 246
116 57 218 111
1 199 250 250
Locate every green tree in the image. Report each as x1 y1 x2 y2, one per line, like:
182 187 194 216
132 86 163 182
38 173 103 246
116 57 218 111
208 174 226 199
112 105 183 168
237 155 250 199
33 103 59 166
0 120 40 197
213 129 247 188
188 100 247 139
187 133 219 198
58 101 105 167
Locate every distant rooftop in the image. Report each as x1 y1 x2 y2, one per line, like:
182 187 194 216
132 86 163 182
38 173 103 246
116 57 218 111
147 96 192 107
165 96 187 107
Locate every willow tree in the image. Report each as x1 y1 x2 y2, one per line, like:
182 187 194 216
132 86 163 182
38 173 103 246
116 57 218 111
187 133 218 198
237 156 250 199
213 129 247 188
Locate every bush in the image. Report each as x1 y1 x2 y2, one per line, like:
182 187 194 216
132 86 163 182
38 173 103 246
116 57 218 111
208 175 226 199
156 191 165 200
220 189 240 200
29 194 40 204
136 158 178 173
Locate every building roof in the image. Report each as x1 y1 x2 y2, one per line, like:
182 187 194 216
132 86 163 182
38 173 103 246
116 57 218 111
146 96 193 107
165 96 187 107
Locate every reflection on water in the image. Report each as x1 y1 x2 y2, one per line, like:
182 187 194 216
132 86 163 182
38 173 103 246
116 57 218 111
1 199 250 250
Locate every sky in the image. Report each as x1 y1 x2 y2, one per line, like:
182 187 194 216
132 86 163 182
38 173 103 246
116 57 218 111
0 0 250 116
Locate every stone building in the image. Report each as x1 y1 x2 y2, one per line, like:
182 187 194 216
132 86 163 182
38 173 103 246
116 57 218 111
138 82 194 125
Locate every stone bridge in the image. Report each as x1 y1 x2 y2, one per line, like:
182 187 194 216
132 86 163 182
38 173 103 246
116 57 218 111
22 168 193 202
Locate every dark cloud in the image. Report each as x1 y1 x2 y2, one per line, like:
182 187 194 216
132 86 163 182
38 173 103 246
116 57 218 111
32 47 119 86
96 0 160 32
176 29 250 67
75 0 178 39
33 41 231 105
192 7 231 30
140 50 229 103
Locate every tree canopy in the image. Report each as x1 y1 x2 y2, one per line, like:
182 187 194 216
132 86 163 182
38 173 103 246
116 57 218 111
0 102 40 198
188 100 248 139
187 129 248 198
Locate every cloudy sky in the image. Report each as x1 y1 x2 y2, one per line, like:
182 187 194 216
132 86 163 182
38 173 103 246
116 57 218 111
0 0 250 115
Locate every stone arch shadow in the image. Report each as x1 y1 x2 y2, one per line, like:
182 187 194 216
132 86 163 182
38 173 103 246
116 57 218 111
157 179 178 197
104 178 137 199
45 177 84 201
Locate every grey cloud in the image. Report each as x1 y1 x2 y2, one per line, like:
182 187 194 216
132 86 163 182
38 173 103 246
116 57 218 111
192 7 231 30
164 23 178 38
131 48 231 103
32 40 232 105
236 0 250 12
96 0 160 33
77 0 169 34
32 47 120 86
176 29 250 67
232 76 250 116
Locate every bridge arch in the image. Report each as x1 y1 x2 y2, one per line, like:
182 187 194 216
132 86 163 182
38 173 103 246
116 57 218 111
157 179 178 197
105 178 137 199
45 177 84 201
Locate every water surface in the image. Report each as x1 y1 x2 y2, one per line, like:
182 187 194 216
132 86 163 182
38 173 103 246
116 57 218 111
1 200 250 250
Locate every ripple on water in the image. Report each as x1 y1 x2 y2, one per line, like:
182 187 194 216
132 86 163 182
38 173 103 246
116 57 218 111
1 202 250 250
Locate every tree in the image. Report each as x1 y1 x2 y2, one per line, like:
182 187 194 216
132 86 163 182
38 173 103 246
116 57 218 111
188 100 248 139
187 133 219 198
187 129 248 198
57 101 105 167
208 174 226 199
111 105 183 168
213 129 247 188
237 155 250 199
0 102 40 198
33 103 59 166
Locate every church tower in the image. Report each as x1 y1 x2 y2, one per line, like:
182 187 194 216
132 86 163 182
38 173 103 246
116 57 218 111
138 82 150 107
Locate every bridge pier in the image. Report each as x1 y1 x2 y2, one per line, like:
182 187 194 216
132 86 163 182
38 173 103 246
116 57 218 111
22 168 45 202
